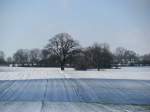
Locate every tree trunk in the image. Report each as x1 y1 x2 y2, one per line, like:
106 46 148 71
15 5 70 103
61 62 64 71
97 64 100 71
60 56 65 71
61 66 64 71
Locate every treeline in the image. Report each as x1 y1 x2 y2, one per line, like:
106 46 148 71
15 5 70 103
0 32 150 70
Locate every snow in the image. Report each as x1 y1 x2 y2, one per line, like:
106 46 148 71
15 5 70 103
0 67 150 112
0 79 150 104
0 102 149 112
0 67 150 80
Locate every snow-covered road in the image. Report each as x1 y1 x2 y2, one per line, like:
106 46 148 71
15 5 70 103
0 67 150 112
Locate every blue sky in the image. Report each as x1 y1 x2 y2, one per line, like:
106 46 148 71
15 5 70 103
0 0 150 57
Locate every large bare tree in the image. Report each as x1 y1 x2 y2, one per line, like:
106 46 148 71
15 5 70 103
46 33 79 70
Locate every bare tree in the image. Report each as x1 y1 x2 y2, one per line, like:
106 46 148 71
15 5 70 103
13 49 30 66
115 47 126 65
0 51 5 65
100 43 113 68
7 57 13 65
84 44 102 70
29 49 42 66
46 33 80 70
41 49 50 60
124 50 138 65
115 47 138 66
141 53 150 65
82 43 113 71
74 51 88 70
90 43 113 70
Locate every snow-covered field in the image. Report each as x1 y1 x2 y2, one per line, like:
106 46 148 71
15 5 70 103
0 67 150 80
0 67 150 112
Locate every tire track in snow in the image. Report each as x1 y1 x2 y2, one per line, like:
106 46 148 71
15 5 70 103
0 79 150 104
40 79 48 112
